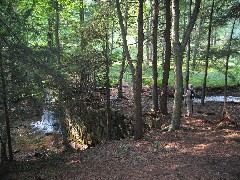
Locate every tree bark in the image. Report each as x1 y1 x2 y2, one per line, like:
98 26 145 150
116 0 135 86
104 30 112 140
170 0 201 131
201 0 214 105
79 0 84 23
54 0 61 65
151 0 159 111
192 6 205 71
224 19 235 109
118 2 128 98
160 0 171 115
134 0 144 140
184 0 192 94
47 15 54 48
0 51 13 161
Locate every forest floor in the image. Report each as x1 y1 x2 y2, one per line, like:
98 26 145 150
3 85 240 180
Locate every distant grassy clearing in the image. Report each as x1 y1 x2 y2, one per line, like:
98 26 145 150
110 63 240 88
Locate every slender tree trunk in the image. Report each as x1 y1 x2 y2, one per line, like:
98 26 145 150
145 2 152 67
0 44 8 162
118 2 128 98
118 50 126 98
58 103 73 151
201 0 214 105
160 0 171 115
54 0 61 65
170 0 201 131
116 0 135 86
192 7 204 71
224 19 235 109
184 0 192 93
0 53 13 161
134 0 144 140
79 0 84 23
105 30 112 140
0 136 8 162
151 0 159 111
47 16 54 48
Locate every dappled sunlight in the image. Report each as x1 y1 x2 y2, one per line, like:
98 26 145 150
164 142 181 152
180 143 212 154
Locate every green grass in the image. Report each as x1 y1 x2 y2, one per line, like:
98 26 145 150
110 63 240 88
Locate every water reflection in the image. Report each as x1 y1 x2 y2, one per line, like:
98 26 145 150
194 96 240 103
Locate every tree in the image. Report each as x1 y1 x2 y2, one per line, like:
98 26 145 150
116 0 135 87
224 19 236 109
160 0 171 115
191 3 205 71
118 1 129 98
201 0 214 105
134 0 144 140
169 0 201 131
184 0 192 94
151 0 159 112
0 44 13 161
54 0 61 65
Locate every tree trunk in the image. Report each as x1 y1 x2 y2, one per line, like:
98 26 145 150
134 0 144 140
160 0 171 115
224 19 235 109
116 0 135 86
79 0 84 23
54 0 61 65
0 53 13 161
118 2 128 98
151 0 159 111
0 136 8 162
0 44 9 162
47 15 54 48
201 0 214 105
104 30 112 140
58 101 73 151
184 0 192 94
170 0 201 131
192 6 205 71
145 0 153 67
118 50 126 98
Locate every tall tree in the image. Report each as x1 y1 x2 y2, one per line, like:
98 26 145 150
201 0 214 105
0 48 13 161
184 0 192 93
79 0 84 23
151 0 159 111
134 0 144 140
118 1 129 98
145 0 153 66
160 0 171 115
224 19 236 109
116 0 135 86
54 0 61 65
191 3 205 71
104 25 112 140
169 0 201 131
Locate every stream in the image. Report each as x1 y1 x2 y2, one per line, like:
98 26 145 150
194 96 240 103
31 93 61 134
30 94 240 134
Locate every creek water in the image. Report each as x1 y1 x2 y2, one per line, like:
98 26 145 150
194 96 240 103
30 93 239 133
31 94 61 133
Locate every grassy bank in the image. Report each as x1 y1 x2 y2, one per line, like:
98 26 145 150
110 63 240 88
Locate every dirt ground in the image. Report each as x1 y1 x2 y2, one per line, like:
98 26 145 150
3 85 240 180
